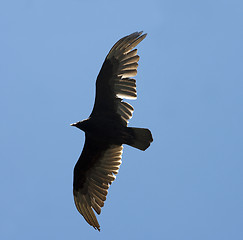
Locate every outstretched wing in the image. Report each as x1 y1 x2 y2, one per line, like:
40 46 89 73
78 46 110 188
73 136 123 231
90 31 147 125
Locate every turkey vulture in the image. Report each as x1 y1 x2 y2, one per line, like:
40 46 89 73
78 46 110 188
71 31 153 231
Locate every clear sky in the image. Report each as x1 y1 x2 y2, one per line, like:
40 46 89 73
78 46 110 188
1 0 243 239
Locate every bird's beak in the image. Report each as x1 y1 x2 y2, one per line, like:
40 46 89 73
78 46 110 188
70 123 76 127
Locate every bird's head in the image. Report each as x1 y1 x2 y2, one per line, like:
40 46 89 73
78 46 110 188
70 119 89 132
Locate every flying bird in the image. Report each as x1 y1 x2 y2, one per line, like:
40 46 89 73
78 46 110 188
71 31 153 231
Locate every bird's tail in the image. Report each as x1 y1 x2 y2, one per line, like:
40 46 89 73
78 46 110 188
127 127 153 151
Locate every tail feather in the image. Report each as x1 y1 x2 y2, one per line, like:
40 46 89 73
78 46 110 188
128 127 153 151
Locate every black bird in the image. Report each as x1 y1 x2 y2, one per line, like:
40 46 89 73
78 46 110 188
71 32 153 231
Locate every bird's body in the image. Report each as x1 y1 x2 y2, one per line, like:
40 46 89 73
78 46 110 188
71 32 153 231
75 117 125 143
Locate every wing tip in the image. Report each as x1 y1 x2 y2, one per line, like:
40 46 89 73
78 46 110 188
74 191 101 231
134 30 147 37
107 31 147 60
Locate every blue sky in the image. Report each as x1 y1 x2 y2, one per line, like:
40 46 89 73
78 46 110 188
1 0 243 239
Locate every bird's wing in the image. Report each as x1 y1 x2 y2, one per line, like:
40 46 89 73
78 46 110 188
90 31 147 125
73 136 123 231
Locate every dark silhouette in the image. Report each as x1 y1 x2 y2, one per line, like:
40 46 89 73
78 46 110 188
71 32 153 231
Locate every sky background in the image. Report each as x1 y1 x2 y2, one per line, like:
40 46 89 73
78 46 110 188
1 0 243 239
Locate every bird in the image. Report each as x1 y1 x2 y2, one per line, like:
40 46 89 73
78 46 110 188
71 31 153 231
